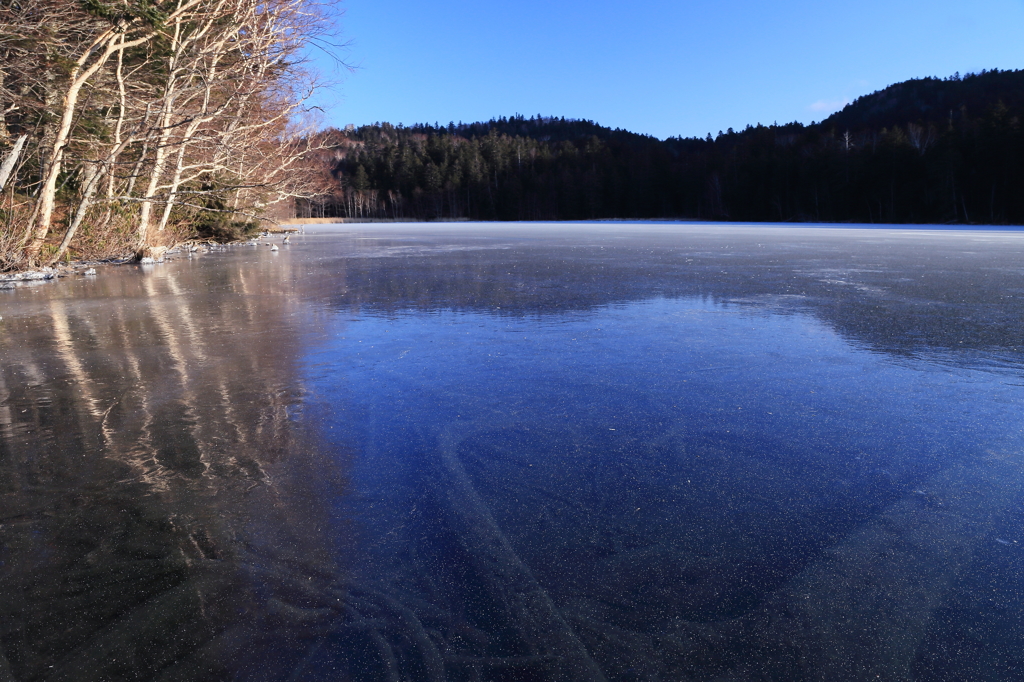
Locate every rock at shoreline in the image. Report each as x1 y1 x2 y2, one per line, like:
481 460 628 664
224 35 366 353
0 268 58 283
138 245 168 262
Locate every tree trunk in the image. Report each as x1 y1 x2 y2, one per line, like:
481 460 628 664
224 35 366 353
51 161 102 264
24 34 120 264
0 134 27 191
23 24 157 265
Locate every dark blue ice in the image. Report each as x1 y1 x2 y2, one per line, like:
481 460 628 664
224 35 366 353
1 223 1023 681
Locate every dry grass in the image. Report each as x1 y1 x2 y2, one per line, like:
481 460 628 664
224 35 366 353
0 196 30 272
64 206 141 262
1 198 221 270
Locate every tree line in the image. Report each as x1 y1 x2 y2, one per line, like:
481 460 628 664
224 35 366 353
313 69 1024 226
0 0 335 270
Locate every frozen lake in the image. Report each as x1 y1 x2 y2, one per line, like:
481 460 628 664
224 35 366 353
2 222 1024 681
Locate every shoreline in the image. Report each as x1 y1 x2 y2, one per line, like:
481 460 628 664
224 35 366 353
0 234 288 284
279 217 434 225
5 219 1024 284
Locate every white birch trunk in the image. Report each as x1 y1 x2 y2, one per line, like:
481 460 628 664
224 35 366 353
0 133 26 191
24 28 141 264
51 161 102 263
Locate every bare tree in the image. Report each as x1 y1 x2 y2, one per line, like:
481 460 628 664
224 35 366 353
0 0 342 269
23 1 212 265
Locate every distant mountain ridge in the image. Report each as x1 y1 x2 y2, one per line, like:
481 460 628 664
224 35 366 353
347 69 1024 144
353 115 656 146
306 69 1024 225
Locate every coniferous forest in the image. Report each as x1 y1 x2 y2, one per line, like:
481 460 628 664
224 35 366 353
308 69 1024 225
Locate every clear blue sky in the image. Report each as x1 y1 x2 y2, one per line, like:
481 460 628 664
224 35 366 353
309 0 1024 140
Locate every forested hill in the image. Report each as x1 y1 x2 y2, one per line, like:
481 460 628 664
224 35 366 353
306 69 1024 225
823 69 1024 131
